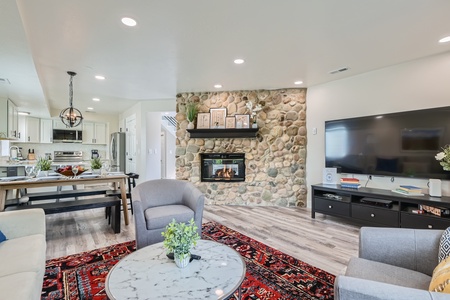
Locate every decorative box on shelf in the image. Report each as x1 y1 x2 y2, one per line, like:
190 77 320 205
186 128 258 138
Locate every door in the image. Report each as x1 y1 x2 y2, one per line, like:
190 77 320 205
125 115 137 174
161 131 166 178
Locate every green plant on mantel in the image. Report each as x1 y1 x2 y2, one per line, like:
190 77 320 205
185 103 198 123
36 157 52 171
161 218 200 260
90 157 103 169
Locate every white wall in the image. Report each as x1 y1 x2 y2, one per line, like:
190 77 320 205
119 99 176 181
306 51 450 206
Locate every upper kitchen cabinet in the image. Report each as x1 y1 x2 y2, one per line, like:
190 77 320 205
0 99 19 139
40 119 53 143
52 119 81 130
17 116 40 143
83 122 107 144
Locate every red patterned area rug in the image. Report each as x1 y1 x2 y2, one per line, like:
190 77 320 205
42 222 335 300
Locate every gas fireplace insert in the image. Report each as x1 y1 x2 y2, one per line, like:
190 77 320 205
200 153 245 182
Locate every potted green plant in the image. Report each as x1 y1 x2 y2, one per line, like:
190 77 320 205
185 103 198 129
36 156 52 177
161 218 200 268
90 157 102 174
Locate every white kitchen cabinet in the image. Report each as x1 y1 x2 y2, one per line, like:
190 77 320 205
1 99 19 139
17 116 40 143
83 122 107 144
40 119 53 143
52 118 81 130
17 115 27 142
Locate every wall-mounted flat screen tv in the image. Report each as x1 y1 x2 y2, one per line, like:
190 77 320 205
325 106 450 180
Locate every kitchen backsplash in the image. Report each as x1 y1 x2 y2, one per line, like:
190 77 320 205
9 142 108 161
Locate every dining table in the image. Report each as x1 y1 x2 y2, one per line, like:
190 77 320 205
0 174 130 225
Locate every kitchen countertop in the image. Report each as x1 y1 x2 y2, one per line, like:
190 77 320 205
0 160 90 167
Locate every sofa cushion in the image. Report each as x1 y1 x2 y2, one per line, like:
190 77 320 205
439 227 450 263
345 257 431 290
144 205 194 230
0 271 42 300
0 234 46 278
429 256 450 292
0 230 6 243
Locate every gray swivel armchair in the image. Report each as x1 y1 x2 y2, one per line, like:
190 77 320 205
335 227 450 300
132 179 205 249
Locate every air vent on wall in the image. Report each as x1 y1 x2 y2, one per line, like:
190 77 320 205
329 67 349 75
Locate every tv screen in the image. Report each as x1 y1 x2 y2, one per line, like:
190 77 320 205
325 106 450 180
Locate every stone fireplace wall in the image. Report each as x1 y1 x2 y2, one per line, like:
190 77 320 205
175 88 307 207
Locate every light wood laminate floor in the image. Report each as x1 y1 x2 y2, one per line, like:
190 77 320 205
45 205 360 275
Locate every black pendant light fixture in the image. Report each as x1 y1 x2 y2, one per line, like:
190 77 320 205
59 71 83 127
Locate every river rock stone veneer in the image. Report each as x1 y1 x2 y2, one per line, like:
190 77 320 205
175 88 307 207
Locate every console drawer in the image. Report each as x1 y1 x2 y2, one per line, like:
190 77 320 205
352 204 399 226
401 212 450 230
314 198 350 217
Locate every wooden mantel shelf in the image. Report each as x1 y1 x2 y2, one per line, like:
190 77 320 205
187 128 258 138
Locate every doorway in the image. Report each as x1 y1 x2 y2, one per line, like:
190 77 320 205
125 115 137 173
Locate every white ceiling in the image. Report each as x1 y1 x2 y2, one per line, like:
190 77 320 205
1 0 450 119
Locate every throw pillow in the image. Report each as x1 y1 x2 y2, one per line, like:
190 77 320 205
439 227 450 263
430 256 450 293
0 230 6 243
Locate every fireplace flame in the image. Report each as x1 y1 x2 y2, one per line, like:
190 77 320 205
215 165 235 179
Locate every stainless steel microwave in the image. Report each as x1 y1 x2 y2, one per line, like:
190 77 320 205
52 129 83 143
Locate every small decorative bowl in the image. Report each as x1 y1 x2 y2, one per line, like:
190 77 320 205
57 169 86 177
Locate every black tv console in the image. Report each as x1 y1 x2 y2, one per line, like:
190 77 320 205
311 184 450 229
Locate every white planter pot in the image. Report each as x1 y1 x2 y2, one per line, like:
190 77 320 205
174 253 190 268
187 121 195 129
37 170 48 177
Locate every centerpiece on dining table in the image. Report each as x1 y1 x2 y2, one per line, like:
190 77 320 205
56 165 87 177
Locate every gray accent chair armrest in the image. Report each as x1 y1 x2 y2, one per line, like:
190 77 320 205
335 227 447 300
132 179 205 249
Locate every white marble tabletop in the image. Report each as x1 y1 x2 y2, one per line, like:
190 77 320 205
106 240 246 300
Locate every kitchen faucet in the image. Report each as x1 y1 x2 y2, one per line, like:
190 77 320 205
9 146 19 161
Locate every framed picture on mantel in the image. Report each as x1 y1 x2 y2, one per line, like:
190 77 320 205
210 108 227 129
197 113 210 129
235 114 250 128
226 117 236 128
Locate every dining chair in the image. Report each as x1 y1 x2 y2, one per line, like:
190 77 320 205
105 173 139 220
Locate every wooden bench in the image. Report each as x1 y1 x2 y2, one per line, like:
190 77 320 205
8 196 122 233
22 187 111 202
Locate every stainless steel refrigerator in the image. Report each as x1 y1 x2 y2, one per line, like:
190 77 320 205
110 132 126 172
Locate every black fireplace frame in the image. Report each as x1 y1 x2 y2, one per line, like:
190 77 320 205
200 153 246 182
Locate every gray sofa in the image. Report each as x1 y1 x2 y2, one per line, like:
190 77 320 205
335 227 450 300
132 179 205 249
0 208 46 300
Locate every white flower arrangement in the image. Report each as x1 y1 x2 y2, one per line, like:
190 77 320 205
245 101 263 122
435 145 450 171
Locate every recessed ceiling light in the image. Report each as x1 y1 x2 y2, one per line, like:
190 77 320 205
121 17 137 27
95 75 105 80
294 81 303 85
234 59 244 64
92 98 100 101
439 36 450 43
18 111 30 115
214 84 222 88
87 107 94 110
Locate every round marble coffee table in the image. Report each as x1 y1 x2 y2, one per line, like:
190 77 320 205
105 240 246 299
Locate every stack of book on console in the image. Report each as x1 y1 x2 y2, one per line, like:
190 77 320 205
340 178 361 189
392 185 424 196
